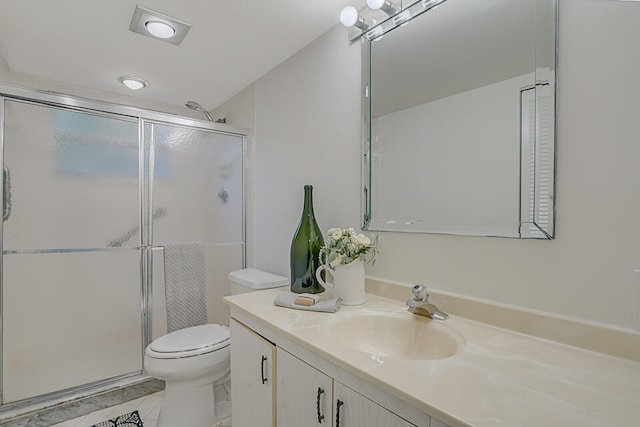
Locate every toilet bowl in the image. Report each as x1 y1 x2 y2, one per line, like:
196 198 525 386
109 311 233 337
144 268 288 427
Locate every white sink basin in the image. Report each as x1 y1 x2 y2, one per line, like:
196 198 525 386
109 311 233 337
330 311 465 361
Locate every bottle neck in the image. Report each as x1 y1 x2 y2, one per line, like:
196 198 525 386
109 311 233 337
303 187 315 219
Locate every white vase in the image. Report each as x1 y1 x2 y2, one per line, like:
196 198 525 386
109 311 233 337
315 259 366 305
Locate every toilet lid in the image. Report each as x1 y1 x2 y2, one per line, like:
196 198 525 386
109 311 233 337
150 324 230 354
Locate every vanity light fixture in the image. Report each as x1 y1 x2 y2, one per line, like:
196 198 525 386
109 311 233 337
367 0 399 17
341 0 450 43
129 5 192 45
422 0 446 8
364 26 384 41
340 6 372 31
392 9 412 25
119 76 148 90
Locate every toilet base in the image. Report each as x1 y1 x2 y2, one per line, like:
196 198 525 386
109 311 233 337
158 373 231 427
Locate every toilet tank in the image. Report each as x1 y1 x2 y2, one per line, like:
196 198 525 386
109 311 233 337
228 268 288 295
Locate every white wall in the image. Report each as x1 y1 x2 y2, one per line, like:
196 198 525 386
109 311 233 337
253 27 362 277
217 0 640 330
0 53 9 82
210 27 370 280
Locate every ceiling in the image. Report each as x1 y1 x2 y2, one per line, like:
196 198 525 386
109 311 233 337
0 0 362 112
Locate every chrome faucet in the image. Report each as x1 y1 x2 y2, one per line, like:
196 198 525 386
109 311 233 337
406 285 448 320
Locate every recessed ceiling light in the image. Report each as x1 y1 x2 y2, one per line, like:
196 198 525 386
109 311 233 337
129 5 191 45
119 76 148 90
145 20 176 39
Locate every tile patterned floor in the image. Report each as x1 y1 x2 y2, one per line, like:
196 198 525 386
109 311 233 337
50 391 163 427
49 391 232 427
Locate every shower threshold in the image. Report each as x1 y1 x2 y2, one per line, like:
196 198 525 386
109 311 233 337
0 375 164 426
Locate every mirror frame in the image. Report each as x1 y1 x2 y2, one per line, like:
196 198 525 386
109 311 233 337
361 0 558 239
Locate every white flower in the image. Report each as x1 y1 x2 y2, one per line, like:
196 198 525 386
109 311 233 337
320 227 378 266
356 234 371 246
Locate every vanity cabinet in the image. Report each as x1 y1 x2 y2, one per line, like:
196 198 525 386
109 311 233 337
333 381 415 427
230 318 276 427
276 347 416 427
276 347 332 426
230 315 448 427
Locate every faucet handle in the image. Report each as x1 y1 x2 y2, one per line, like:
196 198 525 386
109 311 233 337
411 284 428 301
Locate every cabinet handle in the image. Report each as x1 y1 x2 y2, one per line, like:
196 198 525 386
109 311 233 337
316 387 325 423
336 399 344 427
260 355 268 384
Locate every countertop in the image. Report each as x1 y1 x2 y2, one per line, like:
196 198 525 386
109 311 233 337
224 288 640 427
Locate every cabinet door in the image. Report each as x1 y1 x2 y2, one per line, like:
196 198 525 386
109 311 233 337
230 319 276 427
333 381 415 427
277 348 333 426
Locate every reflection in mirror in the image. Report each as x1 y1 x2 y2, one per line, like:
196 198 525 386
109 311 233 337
362 0 556 238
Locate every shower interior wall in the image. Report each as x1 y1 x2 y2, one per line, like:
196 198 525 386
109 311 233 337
0 89 245 408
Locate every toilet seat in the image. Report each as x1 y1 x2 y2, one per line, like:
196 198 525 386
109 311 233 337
147 324 230 359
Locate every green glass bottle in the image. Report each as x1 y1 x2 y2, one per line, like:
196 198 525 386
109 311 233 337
290 185 325 294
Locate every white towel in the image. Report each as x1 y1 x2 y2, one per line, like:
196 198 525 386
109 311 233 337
274 293 342 313
164 242 208 332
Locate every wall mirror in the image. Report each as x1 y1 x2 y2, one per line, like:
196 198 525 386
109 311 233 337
361 0 557 238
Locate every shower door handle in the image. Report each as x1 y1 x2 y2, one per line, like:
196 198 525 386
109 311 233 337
3 166 11 221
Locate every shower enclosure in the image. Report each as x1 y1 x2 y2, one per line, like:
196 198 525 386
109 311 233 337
0 86 245 410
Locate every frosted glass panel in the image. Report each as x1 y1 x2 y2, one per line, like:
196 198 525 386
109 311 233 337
3 100 139 250
150 124 243 245
2 250 142 403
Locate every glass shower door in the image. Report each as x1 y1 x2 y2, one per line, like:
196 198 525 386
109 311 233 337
146 123 244 331
1 100 143 403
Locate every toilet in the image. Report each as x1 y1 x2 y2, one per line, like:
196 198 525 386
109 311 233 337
144 268 288 427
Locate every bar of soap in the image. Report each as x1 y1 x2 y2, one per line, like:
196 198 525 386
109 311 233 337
300 293 320 303
294 295 318 306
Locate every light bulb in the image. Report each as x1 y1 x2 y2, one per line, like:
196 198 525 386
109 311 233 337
367 0 398 16
119 77 148 90
145 20 176 39
367 0 386 10
340 6 359 27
